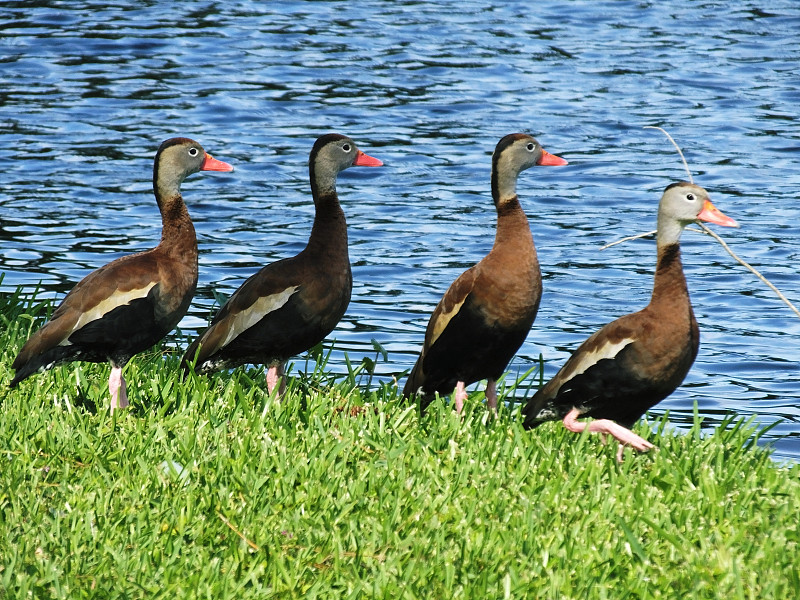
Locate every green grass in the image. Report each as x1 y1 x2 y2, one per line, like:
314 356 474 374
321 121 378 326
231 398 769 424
1 288 799 599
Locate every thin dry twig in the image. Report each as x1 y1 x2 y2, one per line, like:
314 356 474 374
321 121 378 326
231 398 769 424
696 223 800 319
217 511 260 551
602 225 800 319
644 125 694 183
599 230 657 250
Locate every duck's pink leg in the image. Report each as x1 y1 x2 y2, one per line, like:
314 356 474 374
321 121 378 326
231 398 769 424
267 363 286 399
454 381 468 413
485 379 498 412
562 408 654 460
109 367 129 412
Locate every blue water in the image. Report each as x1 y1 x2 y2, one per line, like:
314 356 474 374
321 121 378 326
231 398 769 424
2 1 800 459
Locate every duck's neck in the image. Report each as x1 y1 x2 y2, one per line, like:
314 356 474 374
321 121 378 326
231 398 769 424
490 196 536 259
649 242 690 309
650 211 692 304
491 156 519 202
157 193 198 260
305 191 349 258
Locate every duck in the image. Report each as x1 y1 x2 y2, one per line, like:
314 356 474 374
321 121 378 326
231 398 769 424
522 182 738 460
9 137 234 411
182 133 383 396
402 133 568 413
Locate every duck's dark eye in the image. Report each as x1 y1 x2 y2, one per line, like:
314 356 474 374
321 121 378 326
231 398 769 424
342 143 351 153
686 193 695 201
526 142 535 151
188 147 199 157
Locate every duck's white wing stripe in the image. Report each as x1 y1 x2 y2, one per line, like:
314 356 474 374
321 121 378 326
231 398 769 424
430 297 467 347
562 337 635 380
220 285 300 348
65 283 158 344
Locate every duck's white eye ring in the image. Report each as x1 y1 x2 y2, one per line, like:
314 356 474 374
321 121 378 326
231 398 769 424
188 147 200 157
342 143 351 153
686 193 695 201
526 142 535 151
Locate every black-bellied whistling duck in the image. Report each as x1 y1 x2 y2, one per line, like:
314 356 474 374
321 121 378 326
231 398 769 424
182 133 383 396
522 182 738 460
402 133 567 413
10 137 233 411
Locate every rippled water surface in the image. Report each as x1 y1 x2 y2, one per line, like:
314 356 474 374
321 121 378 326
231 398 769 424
2 1 800 458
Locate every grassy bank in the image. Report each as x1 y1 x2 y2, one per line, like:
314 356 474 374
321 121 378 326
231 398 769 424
1 289 798 598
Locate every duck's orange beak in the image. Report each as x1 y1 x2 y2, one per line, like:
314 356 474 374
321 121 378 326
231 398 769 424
697 199 738 228
353 150 383 167
537 149 568 166
201 153 234 172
